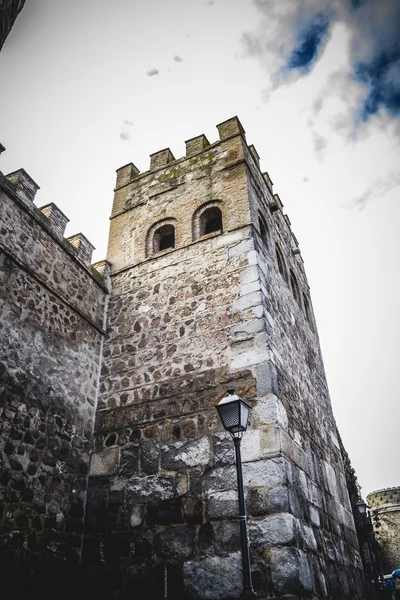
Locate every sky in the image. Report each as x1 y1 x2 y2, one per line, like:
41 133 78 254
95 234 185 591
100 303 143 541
0 0 399 499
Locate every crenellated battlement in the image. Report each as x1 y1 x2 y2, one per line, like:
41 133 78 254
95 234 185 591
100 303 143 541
0 161 105 279
367 486 400 508
109 116 304 274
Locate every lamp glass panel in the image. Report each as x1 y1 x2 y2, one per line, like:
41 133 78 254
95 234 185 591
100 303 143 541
217 400 240 432
240 401 250 429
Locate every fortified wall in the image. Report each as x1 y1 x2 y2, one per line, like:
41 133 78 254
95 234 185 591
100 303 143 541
367 487 400 573
84 117 365 599
0 157 109 595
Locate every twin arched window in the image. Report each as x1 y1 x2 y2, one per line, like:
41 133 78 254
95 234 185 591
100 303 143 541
147 202 223 257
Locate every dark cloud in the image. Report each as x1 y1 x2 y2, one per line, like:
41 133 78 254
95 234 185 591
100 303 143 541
146 68 159 77
243 0 400 124
173 55 183 62
286 12 331 72
355 51 400 120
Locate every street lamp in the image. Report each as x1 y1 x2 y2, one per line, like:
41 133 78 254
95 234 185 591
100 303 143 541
216 389 257 599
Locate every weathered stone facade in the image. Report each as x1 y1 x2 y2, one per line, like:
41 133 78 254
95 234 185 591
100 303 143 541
0 0 25 51
83 117 366 599
367 487 400 573
0 117 368 599
0 167 109 596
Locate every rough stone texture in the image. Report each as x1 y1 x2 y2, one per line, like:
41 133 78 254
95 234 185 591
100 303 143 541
0 0 26 51
183 552 243 599
367 487 400 573
0 117 367 599
0 171 108 596
84 117 365 599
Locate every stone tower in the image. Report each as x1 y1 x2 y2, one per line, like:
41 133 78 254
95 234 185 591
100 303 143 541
367 487 400 573
85 116 365 599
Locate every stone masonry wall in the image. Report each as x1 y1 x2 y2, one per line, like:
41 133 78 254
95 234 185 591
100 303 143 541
367 487 400 573
85 117 365 600
0 170 109 597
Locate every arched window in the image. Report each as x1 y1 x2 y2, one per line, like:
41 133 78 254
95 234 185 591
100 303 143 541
303 293 312 325
276 244 286 280
290 269 300 303
200 206 222 236
146 220 177 257
193 201 223 241
258 214 268 246
153 223 175 253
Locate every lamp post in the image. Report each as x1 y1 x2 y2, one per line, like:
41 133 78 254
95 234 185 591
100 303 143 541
356 498 384 599
216 389 257 599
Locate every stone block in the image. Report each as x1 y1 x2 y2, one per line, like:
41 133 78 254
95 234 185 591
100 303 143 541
90 447 119 476
215 520 240 553
249 513 296 548
243 457 286 488
126 475 175 504
161 437 211 469
140 439 159 475
231 290 262 314
130 506 143 528
183 552 243 599
302 523 318 553
212 433 235 467
252 393 288 428
147 497 183 526
309 504 321 528
207 490 238 519
230 348 270 371
241 429 262 462
270 547 313 595
240 265 259 286
267 485 290 513
120 444 139 477
230 318 265 339
260 424 281 456
204 466 236 494
247 487 267 516
280 430 308 472
156 526 195 560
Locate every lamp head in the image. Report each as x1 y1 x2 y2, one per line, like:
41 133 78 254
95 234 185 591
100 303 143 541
356 498 368 517
216 389 252 438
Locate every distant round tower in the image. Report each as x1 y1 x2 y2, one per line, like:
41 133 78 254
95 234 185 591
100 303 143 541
367 487 400 573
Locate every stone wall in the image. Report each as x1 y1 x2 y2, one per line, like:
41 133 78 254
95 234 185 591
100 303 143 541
367 487 400 573
0 169 109 596
0 0 26 51
85 117 366 599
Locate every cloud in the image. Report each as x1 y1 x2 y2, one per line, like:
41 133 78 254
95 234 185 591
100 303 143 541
120 119 133 141
173 55 183 62
146 68 159 77
242 0 400 123
345 171 400 210
285 11 331 73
